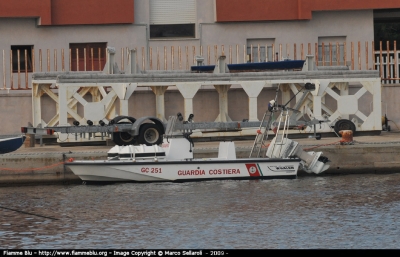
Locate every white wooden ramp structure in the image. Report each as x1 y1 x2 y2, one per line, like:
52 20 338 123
31 51 382 144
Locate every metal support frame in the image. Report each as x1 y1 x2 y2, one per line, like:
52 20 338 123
30 55 382 143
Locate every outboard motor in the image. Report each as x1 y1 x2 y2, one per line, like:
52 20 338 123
266 137 330 174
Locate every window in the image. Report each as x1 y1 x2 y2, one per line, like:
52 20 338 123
374 9 400 50
69 43 107 71
150 0 196 39
150 24 195 38
11 45 33 73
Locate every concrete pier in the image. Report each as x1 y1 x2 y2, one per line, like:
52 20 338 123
1 132 400 186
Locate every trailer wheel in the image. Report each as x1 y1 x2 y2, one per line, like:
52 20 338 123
112 121 136 146
137 123 163 146
334 119 356 134
112 131 136 146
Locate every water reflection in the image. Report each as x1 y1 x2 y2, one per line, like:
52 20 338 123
0 173 399 249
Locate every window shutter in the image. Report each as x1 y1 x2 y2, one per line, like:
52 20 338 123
150 0 196 24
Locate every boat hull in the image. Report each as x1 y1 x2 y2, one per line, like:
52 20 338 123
0 136 26 154
67 158 300 183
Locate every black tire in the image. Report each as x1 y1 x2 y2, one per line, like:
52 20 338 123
112 121 136 146
334 119 356 134
137 123 163 146
112 131 136 146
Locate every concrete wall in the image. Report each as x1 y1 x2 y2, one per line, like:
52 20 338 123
0 91 32 134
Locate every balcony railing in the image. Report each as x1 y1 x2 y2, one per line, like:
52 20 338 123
1 41 399 90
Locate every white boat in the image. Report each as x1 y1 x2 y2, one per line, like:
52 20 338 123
67 138 303 182
67 107 330 183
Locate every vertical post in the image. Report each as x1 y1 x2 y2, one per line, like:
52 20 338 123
69 49 72 71
329 43 332 66
2 50 5 89
200 45 203 58
171 46 174 70
98 48 101 71
39 49 42 72
91 48 94 71
129 48 137 74
17 49 21 89
107 47 116 74
105 47 108 71
257 44 260 62
351 42 354 70
365 42 369 70
229 45 232 64
279 44 282 61
32 83 42 127
272 44 275 61
164 46 167 70
294 43 297 60
286 43 289 59
192 46 196 65
394 41 397 81
142 47 145 71
76 48 79 71
387 41 391 79
372 41 375 70
213 84 232 122
61 49 65 72
54 49 57 71
214 45 218 64
336 42 340 66
149 47 152 70
32 48 35 73
176 83 200 121
157 47 160 70
47 49 50 72
150 86 168 122
344 42 347 67
121 47 125 71
315 43 318 66
321 42 325 66
300 43 303 60
236 45 239 64
379 41 383 78
358 41 361 70
207 45 210 65
185 46 189 70
178 46 182 70
243 45 246 63
10 50 13 89
24 49 28 89
250 44 253 63
308 43 311 55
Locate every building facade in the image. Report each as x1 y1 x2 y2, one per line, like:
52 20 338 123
1 0 400 75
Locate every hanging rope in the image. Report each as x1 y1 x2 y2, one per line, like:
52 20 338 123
0 158 74 172
303 141 341 151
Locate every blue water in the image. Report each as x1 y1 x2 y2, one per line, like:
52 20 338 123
0 173 399 249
